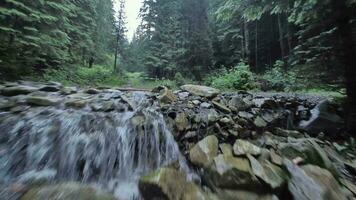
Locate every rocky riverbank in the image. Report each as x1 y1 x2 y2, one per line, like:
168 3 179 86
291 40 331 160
0 81 355 200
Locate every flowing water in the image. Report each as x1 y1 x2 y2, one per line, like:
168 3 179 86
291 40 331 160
0 92 191 200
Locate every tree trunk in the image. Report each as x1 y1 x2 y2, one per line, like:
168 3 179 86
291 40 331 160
244 20 250 63
114 34 119 72
255 21 258 71
332 0 356 134
277 13 286 70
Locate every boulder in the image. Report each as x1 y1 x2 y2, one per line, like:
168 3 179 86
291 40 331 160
181 85 220 98
85 88 100 94
254 116 268 128
228 96 253 112
139 167 211 200
21 182 116 200
61 87 77 95
299 100 344 136
189 135 219 167
26 96 60 106
158 87 177 104
233 139 261 156
175 112 189 131
1 85 37 96
284 160 347 200
65 99 87 109
204 154 259 189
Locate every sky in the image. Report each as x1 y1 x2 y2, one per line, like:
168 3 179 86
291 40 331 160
113 0 142 41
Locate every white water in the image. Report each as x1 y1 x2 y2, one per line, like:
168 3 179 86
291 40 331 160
0 92 191 200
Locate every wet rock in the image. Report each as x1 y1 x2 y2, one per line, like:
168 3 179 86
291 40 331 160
284 160 347 200
178 92 190 100
61 87 77 95
200 102 211 108
254 116 268 128
205 154 258 189
65 99 87 109
0 99 15 110
233 139 261 156
212 101 231 113
39 85 61 92
26 96 60 106
216 189 279 200
189 135 219 167
247 155 287 190
90 101 115 112
21 182 116 200
181 85 220 98
299 100 344 136
238 111 254 121
175 112 189 131
274 128 304 138
139 167 210 200
159 87 177 104
228 96 253 112
1 85 37 96
85 88 100 94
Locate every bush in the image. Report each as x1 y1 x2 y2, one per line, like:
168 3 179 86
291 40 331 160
40 65 125 86
261 60 300 91
206 62 256 90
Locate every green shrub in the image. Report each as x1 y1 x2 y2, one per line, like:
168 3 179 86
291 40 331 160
261 60 300 91
40 65 125 86
206 62 256 90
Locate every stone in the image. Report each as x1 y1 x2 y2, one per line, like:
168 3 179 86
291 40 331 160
175 112 189 131
204 154 258 189
247 155 287 190
219 143 233 156
274 128 304 138
26 96 60 106
85 88 100 94
284 160 347 200
61 87 77 95
39 85 61 92
216 189 279 200
139 167 211 200
181 85 220 98
270 149 282 166
212 101 231 113
178 92 190 100
299 100 344 136
0 99 15 110
21 182 116 200
65 99 87 108
219 117 233 125
228 96 253 112
233 139 261 156
200 102 211 108
90 101 115 112
192 100 201 105
1 85 37 96
238 111 254 121
254 116 267 128
189 135 219 167
159 87 177 104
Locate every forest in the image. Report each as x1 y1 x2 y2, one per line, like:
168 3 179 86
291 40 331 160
1 1 356 200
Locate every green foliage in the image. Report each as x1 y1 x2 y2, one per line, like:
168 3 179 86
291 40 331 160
261 60 300 91
207 62 256 90
40 65 125 86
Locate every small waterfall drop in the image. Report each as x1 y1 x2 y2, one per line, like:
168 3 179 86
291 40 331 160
0 91 191 200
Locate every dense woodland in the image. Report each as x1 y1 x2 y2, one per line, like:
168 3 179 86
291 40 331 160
0 0 356 131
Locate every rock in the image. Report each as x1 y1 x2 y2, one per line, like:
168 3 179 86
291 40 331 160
90 101 115 112
175 112 189 131
85 88 100 94
181 85 220 98
183 131 197 140
205 154 258 189
228 96 253 112
216 189 279 200
247 155 287 190
39 85 61 92
219 143 233 156
1 85 37 96
274 128 304 138
61 87 77 95
219 117 233 125
0 99 15 110
238 111 254 121
284 160 347 200
270 149 282 166
65 99 87 109
159 87 177 104
139 167 210 200
212 101 231 113
192 100 201 105
254 116 268 128
21 182 116 200
340 179 356 196
189 135 219 167
178 92 190 100
200 102 211 108
26 96 60 106
299 100 344 136
233 139 261 156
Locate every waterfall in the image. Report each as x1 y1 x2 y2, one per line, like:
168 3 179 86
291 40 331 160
0 92 190 200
